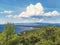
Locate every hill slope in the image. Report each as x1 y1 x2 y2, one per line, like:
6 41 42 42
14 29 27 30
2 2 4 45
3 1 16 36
18 26 60 45
0 24 60 45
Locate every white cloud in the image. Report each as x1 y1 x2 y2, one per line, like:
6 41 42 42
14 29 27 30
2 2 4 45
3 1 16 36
18 18 44 23
6 15 19 19
4 2 60 24
18 2 44 17
13 15 18 18
44 10 59 16
0 10 13 14
17 2 60 17
6 2 60 19
6 15 13 18
1 17 44 24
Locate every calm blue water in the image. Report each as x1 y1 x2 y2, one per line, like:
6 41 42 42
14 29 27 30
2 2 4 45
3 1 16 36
0 25 4 32
0 25 35 33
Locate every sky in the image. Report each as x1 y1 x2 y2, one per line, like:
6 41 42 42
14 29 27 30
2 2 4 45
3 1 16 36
0 0 60 24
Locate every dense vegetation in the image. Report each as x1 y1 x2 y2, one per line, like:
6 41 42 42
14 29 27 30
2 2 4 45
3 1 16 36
0 23 60 45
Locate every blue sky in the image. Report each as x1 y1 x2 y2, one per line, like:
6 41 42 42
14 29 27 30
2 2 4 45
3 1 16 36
0 0 60 24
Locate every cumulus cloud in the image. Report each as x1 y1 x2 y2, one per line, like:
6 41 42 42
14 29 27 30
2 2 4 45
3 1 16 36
6 2 60 18
0 10 13 14
5 2 60 23
18 2 44 17
44 10 60 16
17 2 60 18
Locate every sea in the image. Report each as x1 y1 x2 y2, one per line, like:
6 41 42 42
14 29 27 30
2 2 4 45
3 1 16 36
0 23 60 33
0 25 36 33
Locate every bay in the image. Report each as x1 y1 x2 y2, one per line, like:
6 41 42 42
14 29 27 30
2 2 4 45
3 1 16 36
0 25 35 33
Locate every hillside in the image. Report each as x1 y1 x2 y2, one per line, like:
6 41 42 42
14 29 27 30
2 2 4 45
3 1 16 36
18 26 60 45
0 24 60 45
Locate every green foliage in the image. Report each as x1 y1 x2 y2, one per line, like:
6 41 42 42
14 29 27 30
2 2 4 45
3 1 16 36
0 24 60 45
0 23 20 45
